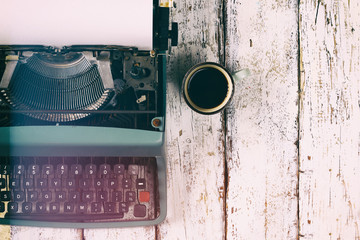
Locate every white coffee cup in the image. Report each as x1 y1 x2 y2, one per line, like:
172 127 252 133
182 62 249 114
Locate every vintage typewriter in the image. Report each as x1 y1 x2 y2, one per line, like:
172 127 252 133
0 0 177 228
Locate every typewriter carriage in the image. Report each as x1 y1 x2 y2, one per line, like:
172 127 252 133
0 47 165 131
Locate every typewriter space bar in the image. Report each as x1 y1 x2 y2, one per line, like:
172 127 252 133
5 213 124 222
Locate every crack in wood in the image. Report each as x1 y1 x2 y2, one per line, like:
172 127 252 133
221 1 229 240
223 109 229 240
315 0 321 25
81 229 85 240
297 1 303 239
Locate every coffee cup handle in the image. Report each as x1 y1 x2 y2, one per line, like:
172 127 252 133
232 68 251 81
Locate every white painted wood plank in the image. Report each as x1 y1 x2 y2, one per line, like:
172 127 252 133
84 226 155 240
86 1 226 239
157 0 226 239
299 0 360 239
225 1 299 239
10 227 82 240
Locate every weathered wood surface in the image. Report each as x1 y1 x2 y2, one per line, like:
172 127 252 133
224 0 299 239
6 0 360 239
157 0 226 239
86 1 227 240
9 227 82 240
298 0 360 239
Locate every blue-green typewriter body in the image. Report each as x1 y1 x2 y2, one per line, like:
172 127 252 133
0 0 177 228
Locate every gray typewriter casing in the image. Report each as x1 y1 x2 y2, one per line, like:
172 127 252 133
0 0 177 228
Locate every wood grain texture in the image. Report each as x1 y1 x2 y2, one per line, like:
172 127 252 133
224 1 299 239
7 0 360 239
84 226 155 240
299 0 360 239
10 227 82 240
157 0 226 239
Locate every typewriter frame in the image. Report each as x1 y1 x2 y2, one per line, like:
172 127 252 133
0 56 167 228
0 0 175 228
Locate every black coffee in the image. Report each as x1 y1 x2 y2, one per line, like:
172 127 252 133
187 67 229 109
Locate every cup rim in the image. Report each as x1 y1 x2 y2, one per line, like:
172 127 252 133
182 62 234 114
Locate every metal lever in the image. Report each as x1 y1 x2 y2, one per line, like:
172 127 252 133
169 22 178 47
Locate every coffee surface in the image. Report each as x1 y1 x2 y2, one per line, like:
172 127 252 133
187 67 229 109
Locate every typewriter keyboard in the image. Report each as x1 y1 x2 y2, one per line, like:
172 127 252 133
0 157 159 223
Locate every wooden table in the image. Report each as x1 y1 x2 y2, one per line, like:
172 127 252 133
1 0 360 239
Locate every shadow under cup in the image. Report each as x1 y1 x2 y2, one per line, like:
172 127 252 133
183 63 234 114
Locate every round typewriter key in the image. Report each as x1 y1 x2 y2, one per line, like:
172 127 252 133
56 164 68 177
64 202 75 212
85 164 96 176
50 202 60 213
8 202 18 213
36 202 46 213
70 164 82 176
29 164 40 175
114 164 125 175
0 191 11 201
104 202 116 213
22 202 33 213
100 164 111 175
112 191 122 202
